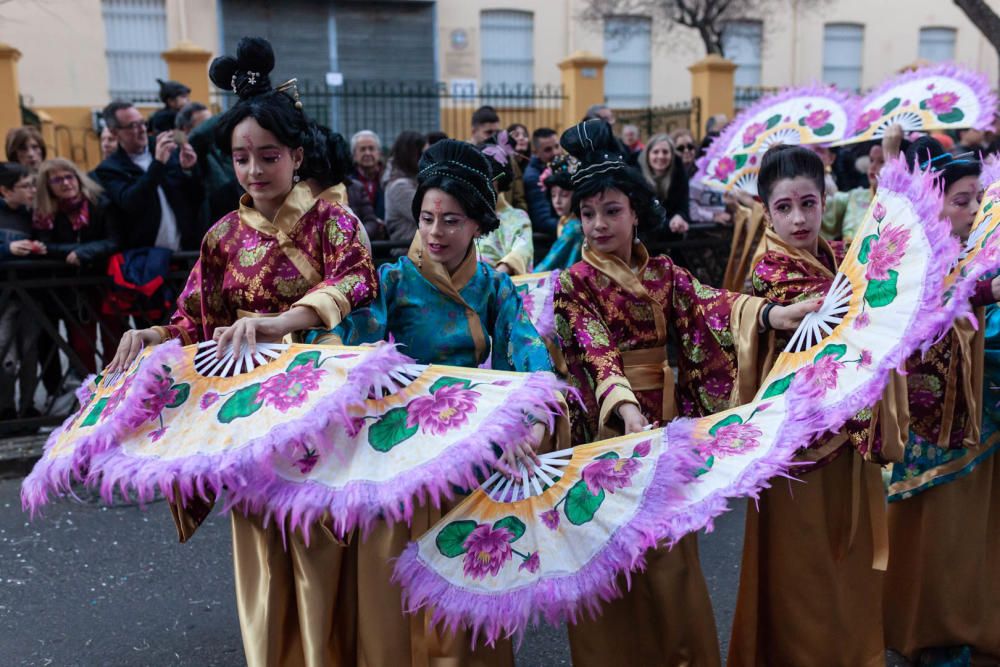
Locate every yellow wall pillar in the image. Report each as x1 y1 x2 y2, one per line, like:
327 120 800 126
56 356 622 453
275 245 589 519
558 51 607 131
0 42 23 137
688 55 737 140
161 40 213 105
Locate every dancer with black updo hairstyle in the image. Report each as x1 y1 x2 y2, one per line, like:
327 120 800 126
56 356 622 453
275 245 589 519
535 154 583 271
106 36 377 666
553 120 818 666
314 138 554 665
476 132 534 275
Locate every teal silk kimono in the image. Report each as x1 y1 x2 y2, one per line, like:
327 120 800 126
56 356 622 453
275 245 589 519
536 216 583 272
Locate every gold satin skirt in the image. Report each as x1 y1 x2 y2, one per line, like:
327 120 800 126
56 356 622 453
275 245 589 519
566 533 722 667
727 450 886 667
230 510 358 667
883 450 1000 661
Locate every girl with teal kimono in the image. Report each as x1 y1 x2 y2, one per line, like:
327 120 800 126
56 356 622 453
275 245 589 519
536 154 584 271
313 140 552 667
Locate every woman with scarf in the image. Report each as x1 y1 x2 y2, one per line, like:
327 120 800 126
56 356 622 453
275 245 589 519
883 137 1000 665
553 119 818 667
326 138 553 666
106 37 377 667
728 145 908 666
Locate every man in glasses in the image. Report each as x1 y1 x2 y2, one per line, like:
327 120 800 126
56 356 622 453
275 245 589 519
95 100 204 252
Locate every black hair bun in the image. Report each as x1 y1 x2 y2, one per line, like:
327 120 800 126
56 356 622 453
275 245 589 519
413 139 500 233
560 119 622 162
904 135 946 172
209 36 274 99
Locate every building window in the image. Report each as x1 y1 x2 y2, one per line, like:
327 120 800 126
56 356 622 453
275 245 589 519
102 0 168 103
919 27 957 62
722 20 763 88
604 16 651 109
823 23 864 91
480 10 534 91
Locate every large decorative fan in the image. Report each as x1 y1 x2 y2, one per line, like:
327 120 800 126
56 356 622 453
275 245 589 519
393 157 959 644
511 271 558 340
834 63 996 146
22 342 566 535
696 85 855 194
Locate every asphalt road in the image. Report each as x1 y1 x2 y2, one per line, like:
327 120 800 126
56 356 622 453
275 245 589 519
0 472 745 667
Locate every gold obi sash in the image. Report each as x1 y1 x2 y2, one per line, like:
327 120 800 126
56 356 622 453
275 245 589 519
620 346 677 423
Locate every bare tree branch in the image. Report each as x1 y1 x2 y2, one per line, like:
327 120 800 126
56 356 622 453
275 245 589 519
953 0 1000 89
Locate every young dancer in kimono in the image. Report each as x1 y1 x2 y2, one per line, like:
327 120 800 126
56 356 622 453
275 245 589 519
475 133 534 276
106 37 377 667
884 137 1000 665
327 139 553 667
535 154 584 271
553 120 818 667
727 145 907 666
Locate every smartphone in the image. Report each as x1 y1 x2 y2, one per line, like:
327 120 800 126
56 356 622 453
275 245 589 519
172 129 187 146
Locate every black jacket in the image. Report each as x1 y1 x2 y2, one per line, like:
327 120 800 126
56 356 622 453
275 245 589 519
35 195 119 267
95 146 204 251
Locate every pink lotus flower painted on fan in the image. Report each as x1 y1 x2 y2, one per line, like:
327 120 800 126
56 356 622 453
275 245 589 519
854 311 871 330
199 392 220 410
803 109 831 130
519 552 541 573
462 524 514 579
865 225 911 281
857 108 882 131
406 384 481 435
582 456 640 496
148 427 167 442
540 509 560 530
794 354 845 400
101 375 134 418
632 439 652 457
295 448 319 474
926 91 959 115
258 365 326 412
706 422 763 455
872 202 887 222
131 372 179 427
742 122 767 147
859 350 873 368
713 156 736 182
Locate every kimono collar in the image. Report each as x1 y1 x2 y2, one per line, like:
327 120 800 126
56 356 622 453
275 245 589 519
238 182 323 284
496 193 511 214
759 225 838 279
582 241 653 299
238 181 317 238
406 233 487 361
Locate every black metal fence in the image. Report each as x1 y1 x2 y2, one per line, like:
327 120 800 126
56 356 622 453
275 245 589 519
733 86 781 110
215 81 566 146
614 99 702 141
0 227 731 439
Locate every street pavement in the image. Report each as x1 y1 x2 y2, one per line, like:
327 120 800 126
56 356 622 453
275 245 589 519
0 472 745 666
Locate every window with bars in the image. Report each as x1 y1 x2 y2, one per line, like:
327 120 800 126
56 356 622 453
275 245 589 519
823 23 864 92
480 10 534 92
722 20 763 88
102 0 168 103
919 27 957 62
604 16 651 109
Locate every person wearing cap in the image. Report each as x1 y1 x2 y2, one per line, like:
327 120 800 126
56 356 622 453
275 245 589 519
148 79 192 134
883 136 1000 665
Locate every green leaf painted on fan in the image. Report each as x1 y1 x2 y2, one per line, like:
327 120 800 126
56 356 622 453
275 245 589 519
881 98 901 115
695 454 715 477
595 451 619 460
217 384 263 424
436 520 478 558
368 407 418 452
983 201 994 214
858 234 878 263
937 109 965 124
864 270 899 308
709 413 743 436
733 153 749 169
287 350 321 371
815 344 847 362
813 123 835 137
762 373 795 398
564 479 606 526
492 516 526 542
80 397 109 427
919 99 929 110
765 114 782 129
166 383 190 408
428 376 472 394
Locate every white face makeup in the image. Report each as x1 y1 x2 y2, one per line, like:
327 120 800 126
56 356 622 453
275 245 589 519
765 176 825 255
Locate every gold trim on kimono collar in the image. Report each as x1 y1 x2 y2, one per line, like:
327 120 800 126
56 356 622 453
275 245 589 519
753 225 839 281
239 182 323 284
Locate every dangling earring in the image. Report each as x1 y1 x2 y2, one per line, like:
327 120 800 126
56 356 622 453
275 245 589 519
582 237 590 249
633 225 640 244
293 169 300 183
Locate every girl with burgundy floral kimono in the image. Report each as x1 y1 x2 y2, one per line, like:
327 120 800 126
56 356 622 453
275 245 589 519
553 120 817 667
107 38 377 667
727 145 908 667
883 137 1000 666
